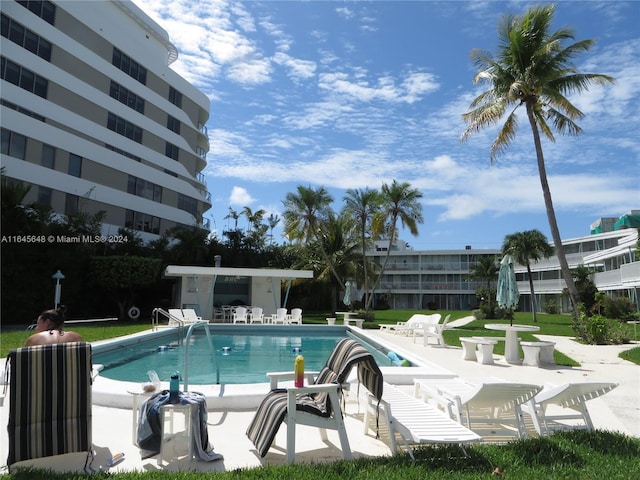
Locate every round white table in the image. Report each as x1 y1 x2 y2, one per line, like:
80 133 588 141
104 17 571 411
484 323 540 364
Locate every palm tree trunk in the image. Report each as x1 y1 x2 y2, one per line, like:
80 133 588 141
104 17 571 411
362 229 369 309
366 219 397 310
526 263 538 322
525 104 580 312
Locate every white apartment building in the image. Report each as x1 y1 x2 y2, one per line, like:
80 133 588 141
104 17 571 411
1 0 211 240
365 212 640 314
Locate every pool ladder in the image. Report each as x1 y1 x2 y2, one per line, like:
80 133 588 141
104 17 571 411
182 321 220 390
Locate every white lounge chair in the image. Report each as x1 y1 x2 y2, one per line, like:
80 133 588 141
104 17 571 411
168 308 185 325
414 378 542 440
233 306 248 323
288 308 303 324
182 308 204 323
362 382 481 459
413 314 450 346
523 382 619 435
380 313 440 336
249 307 264 324
246 339 383 463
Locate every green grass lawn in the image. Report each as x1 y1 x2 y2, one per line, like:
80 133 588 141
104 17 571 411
7 430 640 480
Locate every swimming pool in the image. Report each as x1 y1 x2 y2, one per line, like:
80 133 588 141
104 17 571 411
93 324 405 386
91 324 455 409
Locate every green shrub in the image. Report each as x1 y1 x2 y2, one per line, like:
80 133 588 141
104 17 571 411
472 308 485 321
355 309 375 322
586 314 609 344
604 296 639 321
544 298 558 314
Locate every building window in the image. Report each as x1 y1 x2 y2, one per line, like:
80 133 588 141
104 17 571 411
127 175 162 203
17 1 56 25
0 56 48 98
1 128 26 159
37 186 52 207
107 112 142 143
109 81 144 113
125 209 160 234
65 194 79 216
41 144 55 168
166 115 180 134
178 194 198 217
105 144 141 162
165 142 179 161
1 99 45 121
112 47 146 84
1 14 52 61
68 153 82 177
168 87 182 108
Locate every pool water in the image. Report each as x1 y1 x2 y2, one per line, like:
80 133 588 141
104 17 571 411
94 329 399 385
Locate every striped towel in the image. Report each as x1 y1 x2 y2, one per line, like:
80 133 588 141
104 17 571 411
6 342 92 466
246 338 383 457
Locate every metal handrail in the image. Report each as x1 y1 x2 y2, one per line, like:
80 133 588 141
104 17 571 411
182 321 219 391
151 307 184 330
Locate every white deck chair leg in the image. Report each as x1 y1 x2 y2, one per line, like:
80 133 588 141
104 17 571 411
286 393 297 464
329 390 351 460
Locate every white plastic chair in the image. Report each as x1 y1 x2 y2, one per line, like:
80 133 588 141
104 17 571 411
233 306 248 324
288 308 302 324
250 307 264 324
271 308 288 324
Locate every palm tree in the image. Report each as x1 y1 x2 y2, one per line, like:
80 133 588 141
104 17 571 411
461 4 615 313
343 188 381 310
267 213 280 244
466 255 499 317
502 230 554 322
368 180 423 309
312 213 361 312
282 185 343 287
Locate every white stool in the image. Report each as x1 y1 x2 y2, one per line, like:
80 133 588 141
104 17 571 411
326 317 336 325
158 402 196 465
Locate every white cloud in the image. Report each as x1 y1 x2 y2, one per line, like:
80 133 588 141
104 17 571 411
229 186 255 206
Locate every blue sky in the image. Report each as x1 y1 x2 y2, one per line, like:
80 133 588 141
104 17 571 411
133 0 639 250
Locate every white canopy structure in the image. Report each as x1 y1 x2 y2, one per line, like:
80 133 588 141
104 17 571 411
163 265 314 320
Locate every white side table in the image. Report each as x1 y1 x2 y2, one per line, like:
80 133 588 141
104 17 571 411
158 402 196 465
128 389 154 445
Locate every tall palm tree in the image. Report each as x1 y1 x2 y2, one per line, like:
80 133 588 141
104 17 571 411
282 185 343 287
502 230 554 322
466 255 499 316
368 180 423 309
242 206 265 234
343 187 381 309
267 213 280 244
461 4 615 312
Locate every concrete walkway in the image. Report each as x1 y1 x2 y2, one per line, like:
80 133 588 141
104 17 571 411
1 331 638 474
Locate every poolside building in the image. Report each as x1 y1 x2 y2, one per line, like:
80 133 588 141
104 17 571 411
365 211 639 314
163 265 314 320
1 0 211 241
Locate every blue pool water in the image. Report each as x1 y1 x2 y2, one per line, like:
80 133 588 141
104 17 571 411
94 326 403 385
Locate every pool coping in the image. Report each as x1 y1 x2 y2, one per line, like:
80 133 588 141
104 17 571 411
91 324 456 410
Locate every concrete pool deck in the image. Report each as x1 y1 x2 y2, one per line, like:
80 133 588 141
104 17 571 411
1 329 638 474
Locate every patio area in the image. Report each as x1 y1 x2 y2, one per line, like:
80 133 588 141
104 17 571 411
1 330 638 474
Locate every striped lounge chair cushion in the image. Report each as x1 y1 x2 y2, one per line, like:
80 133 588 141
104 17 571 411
246 338 383 458
6 342 92 466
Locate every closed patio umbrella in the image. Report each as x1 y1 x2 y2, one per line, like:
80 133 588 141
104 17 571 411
343 281 352 307
497 254 519 325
